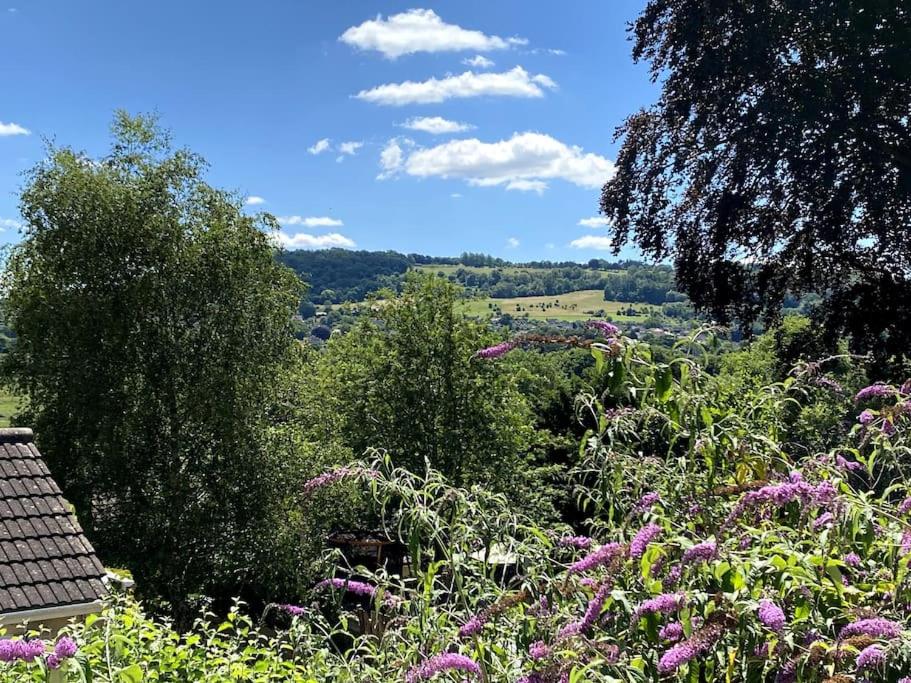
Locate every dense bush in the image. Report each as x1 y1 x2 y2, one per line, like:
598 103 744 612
4 325 911 681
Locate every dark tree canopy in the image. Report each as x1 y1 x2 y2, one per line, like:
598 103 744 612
601 0 911 358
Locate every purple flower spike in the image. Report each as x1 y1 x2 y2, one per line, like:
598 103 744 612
634 592 685 618
858 409 875 426
839 618 903 640
629 523 662 559
757 599 786 632
567 542 625 574
475 341 516 359
587 320 620 337
528 640 550 660
302 466 377 496
681 540 716 565
557 535 592 549
53 637 77 659
406 653 481 682
855 383 895 403
812 512 834 531
856 644 885 670
660 622 684 642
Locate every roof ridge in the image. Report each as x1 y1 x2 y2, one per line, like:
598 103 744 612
0 429 34 444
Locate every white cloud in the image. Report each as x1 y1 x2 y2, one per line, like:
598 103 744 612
338 141 363 155
547 48 566 56
308 138 330 155
578 216 612 228
506 179 547 194
0 217 21 230
450 193 462 199
278 232 356 250
569 235 614 251
278 216 344 227
400 116 474 135
245 195 266 206
545 242 556 249
340 9 526 59
463 54 494 69
397 132 615 191
0 121 29 137
377 137 414 179
354 66 556 106
506 237 520 248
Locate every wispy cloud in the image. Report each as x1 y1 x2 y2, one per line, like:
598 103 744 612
308 138 331 155
0 217 22 230
462 54 494 69
337 141 363 156
569 235 614 250
400 116 474 135
0 121 30 137
278 216 344 227
354 66 556 106
277 232 356 250
578 216 611 228
506 237 520 248
377 137 415 179
340 9 526 59
245 196 266 206
386 132 614 192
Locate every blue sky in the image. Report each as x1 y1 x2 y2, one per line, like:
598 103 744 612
0 1 657 261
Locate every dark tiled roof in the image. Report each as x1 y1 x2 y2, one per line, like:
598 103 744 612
0 429 106 614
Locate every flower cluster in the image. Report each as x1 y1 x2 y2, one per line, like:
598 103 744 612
587 320 620 337
556 535 592 549
681 540 716 565
634 592 685 618
838 617 903 640
757 599 786 632
657 623 723 674
405 653 480 682
633 491 660 513
856 643 885 670
629 523 661 559
474 341 517 359
725 477 836 526
855 383 895 402
302 466 376 496
0 636 77 670
567 542 625 575
559 581 612 638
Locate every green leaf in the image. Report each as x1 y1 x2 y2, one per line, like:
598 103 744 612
118 665 144 683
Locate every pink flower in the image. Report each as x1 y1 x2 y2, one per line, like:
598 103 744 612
567 542 625 574
406 653 481 682
629 523 661 559
757 599 786 632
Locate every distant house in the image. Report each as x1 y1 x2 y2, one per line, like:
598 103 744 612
0 428 107 632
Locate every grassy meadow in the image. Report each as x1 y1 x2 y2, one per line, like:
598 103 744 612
459 289 655 322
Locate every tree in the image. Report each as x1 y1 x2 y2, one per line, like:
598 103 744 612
2 113 308 605
306 273 538 505
600 0 911 359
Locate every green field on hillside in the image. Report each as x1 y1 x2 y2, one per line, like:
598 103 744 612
415 264 622 277
0 388 20 427
459 289 655 322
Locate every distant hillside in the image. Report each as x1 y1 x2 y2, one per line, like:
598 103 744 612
278 248 683 307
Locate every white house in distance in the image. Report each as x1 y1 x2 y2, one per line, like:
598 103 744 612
0 428 107 633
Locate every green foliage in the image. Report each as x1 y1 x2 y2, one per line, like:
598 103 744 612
305 273 543 511
1 112 308 605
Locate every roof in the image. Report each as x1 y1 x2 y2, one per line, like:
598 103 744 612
0 428 107 617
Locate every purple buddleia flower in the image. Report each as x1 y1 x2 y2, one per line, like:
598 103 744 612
303 467 376 495
0 640 15 663
681 540 716 565
587 320 620 337
19 639 44 663
559 581 612 638
814 376 843 393
475 341 516 359
900 498 911 515
882 419 897 436
280 604 306 617
46 654 61 670
725 479 837 527
812 512 834 531
753 643 770 658
836 454 864 472
839 618 903 639
844 552 861 567
858 410 875 426
528 641 550 660
557 535 592 549
633 491 661 513
856 644 885 670
629 523 662 560
458 614 486 638
567 542 625 574
315 577 398 605
656 625 722 675
855 383 895 403
902 530 911 556
53 637 77 659
757 600 786 632
406 653 481 682
634 592 685 618
660 622 684 642
775 661 797 683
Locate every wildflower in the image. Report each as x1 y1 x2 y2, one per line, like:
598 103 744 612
855 384 895 402
757 600 786 632
900 498 911 515
815 376 843 392
725 479 836 526
753 643 770 658
812 512 834 531
633 491 660 513
839 618 903 640
46 654 61 669
0 640 15 662
557 535 592 549
660 622 684 642
280 604 306 617
629 523 661 560
634 592 685 618
844 552 861 567
882 419 897 436
858 410 875 426
19 639 44 663
303 467 376 495
528 641 550 660
567 542 625 574
856 644 885 670
681 540 716 565
587 320 620 337
315 578 387 602
405 653 481 682
775 661 797 683
902 530 911 556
